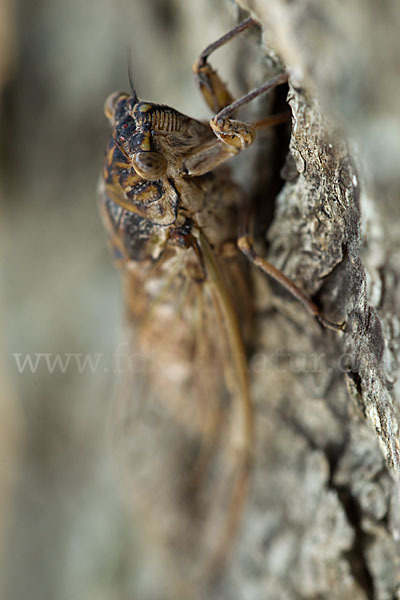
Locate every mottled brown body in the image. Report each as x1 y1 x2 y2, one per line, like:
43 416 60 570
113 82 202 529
98 81 255 586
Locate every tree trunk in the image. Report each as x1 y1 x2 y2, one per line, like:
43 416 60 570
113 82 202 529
222 1 400 598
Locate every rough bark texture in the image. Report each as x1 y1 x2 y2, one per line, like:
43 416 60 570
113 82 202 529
226 1 400 598
1 0 399 599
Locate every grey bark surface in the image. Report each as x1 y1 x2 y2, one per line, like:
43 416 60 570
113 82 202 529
224 1 400 599
1 0 399 599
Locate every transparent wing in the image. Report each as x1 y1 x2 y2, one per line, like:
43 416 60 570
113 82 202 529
109 234 253 593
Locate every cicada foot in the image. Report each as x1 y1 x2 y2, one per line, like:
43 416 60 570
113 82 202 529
210 118 256 150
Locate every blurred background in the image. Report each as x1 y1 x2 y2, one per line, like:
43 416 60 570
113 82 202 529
0 0 249 598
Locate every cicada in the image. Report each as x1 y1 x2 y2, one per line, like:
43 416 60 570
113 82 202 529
98 16 343 593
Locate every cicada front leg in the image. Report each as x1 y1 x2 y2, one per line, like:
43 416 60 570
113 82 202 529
185 21 288 176
193 18 345 332
193 16 289 149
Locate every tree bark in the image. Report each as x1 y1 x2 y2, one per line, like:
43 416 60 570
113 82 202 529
219 1 400 598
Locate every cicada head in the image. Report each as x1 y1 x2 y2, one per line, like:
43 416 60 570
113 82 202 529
104 91 168 181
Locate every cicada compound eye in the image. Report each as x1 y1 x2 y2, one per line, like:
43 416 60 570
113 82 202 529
104 91 129 125
132 151 167 180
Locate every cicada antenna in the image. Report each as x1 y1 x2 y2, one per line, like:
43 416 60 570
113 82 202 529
127 46 138 102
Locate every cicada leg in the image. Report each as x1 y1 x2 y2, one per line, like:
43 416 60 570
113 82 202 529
193 17 257 114
193 19 344 332
193 16 289 150
238 207 346 332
